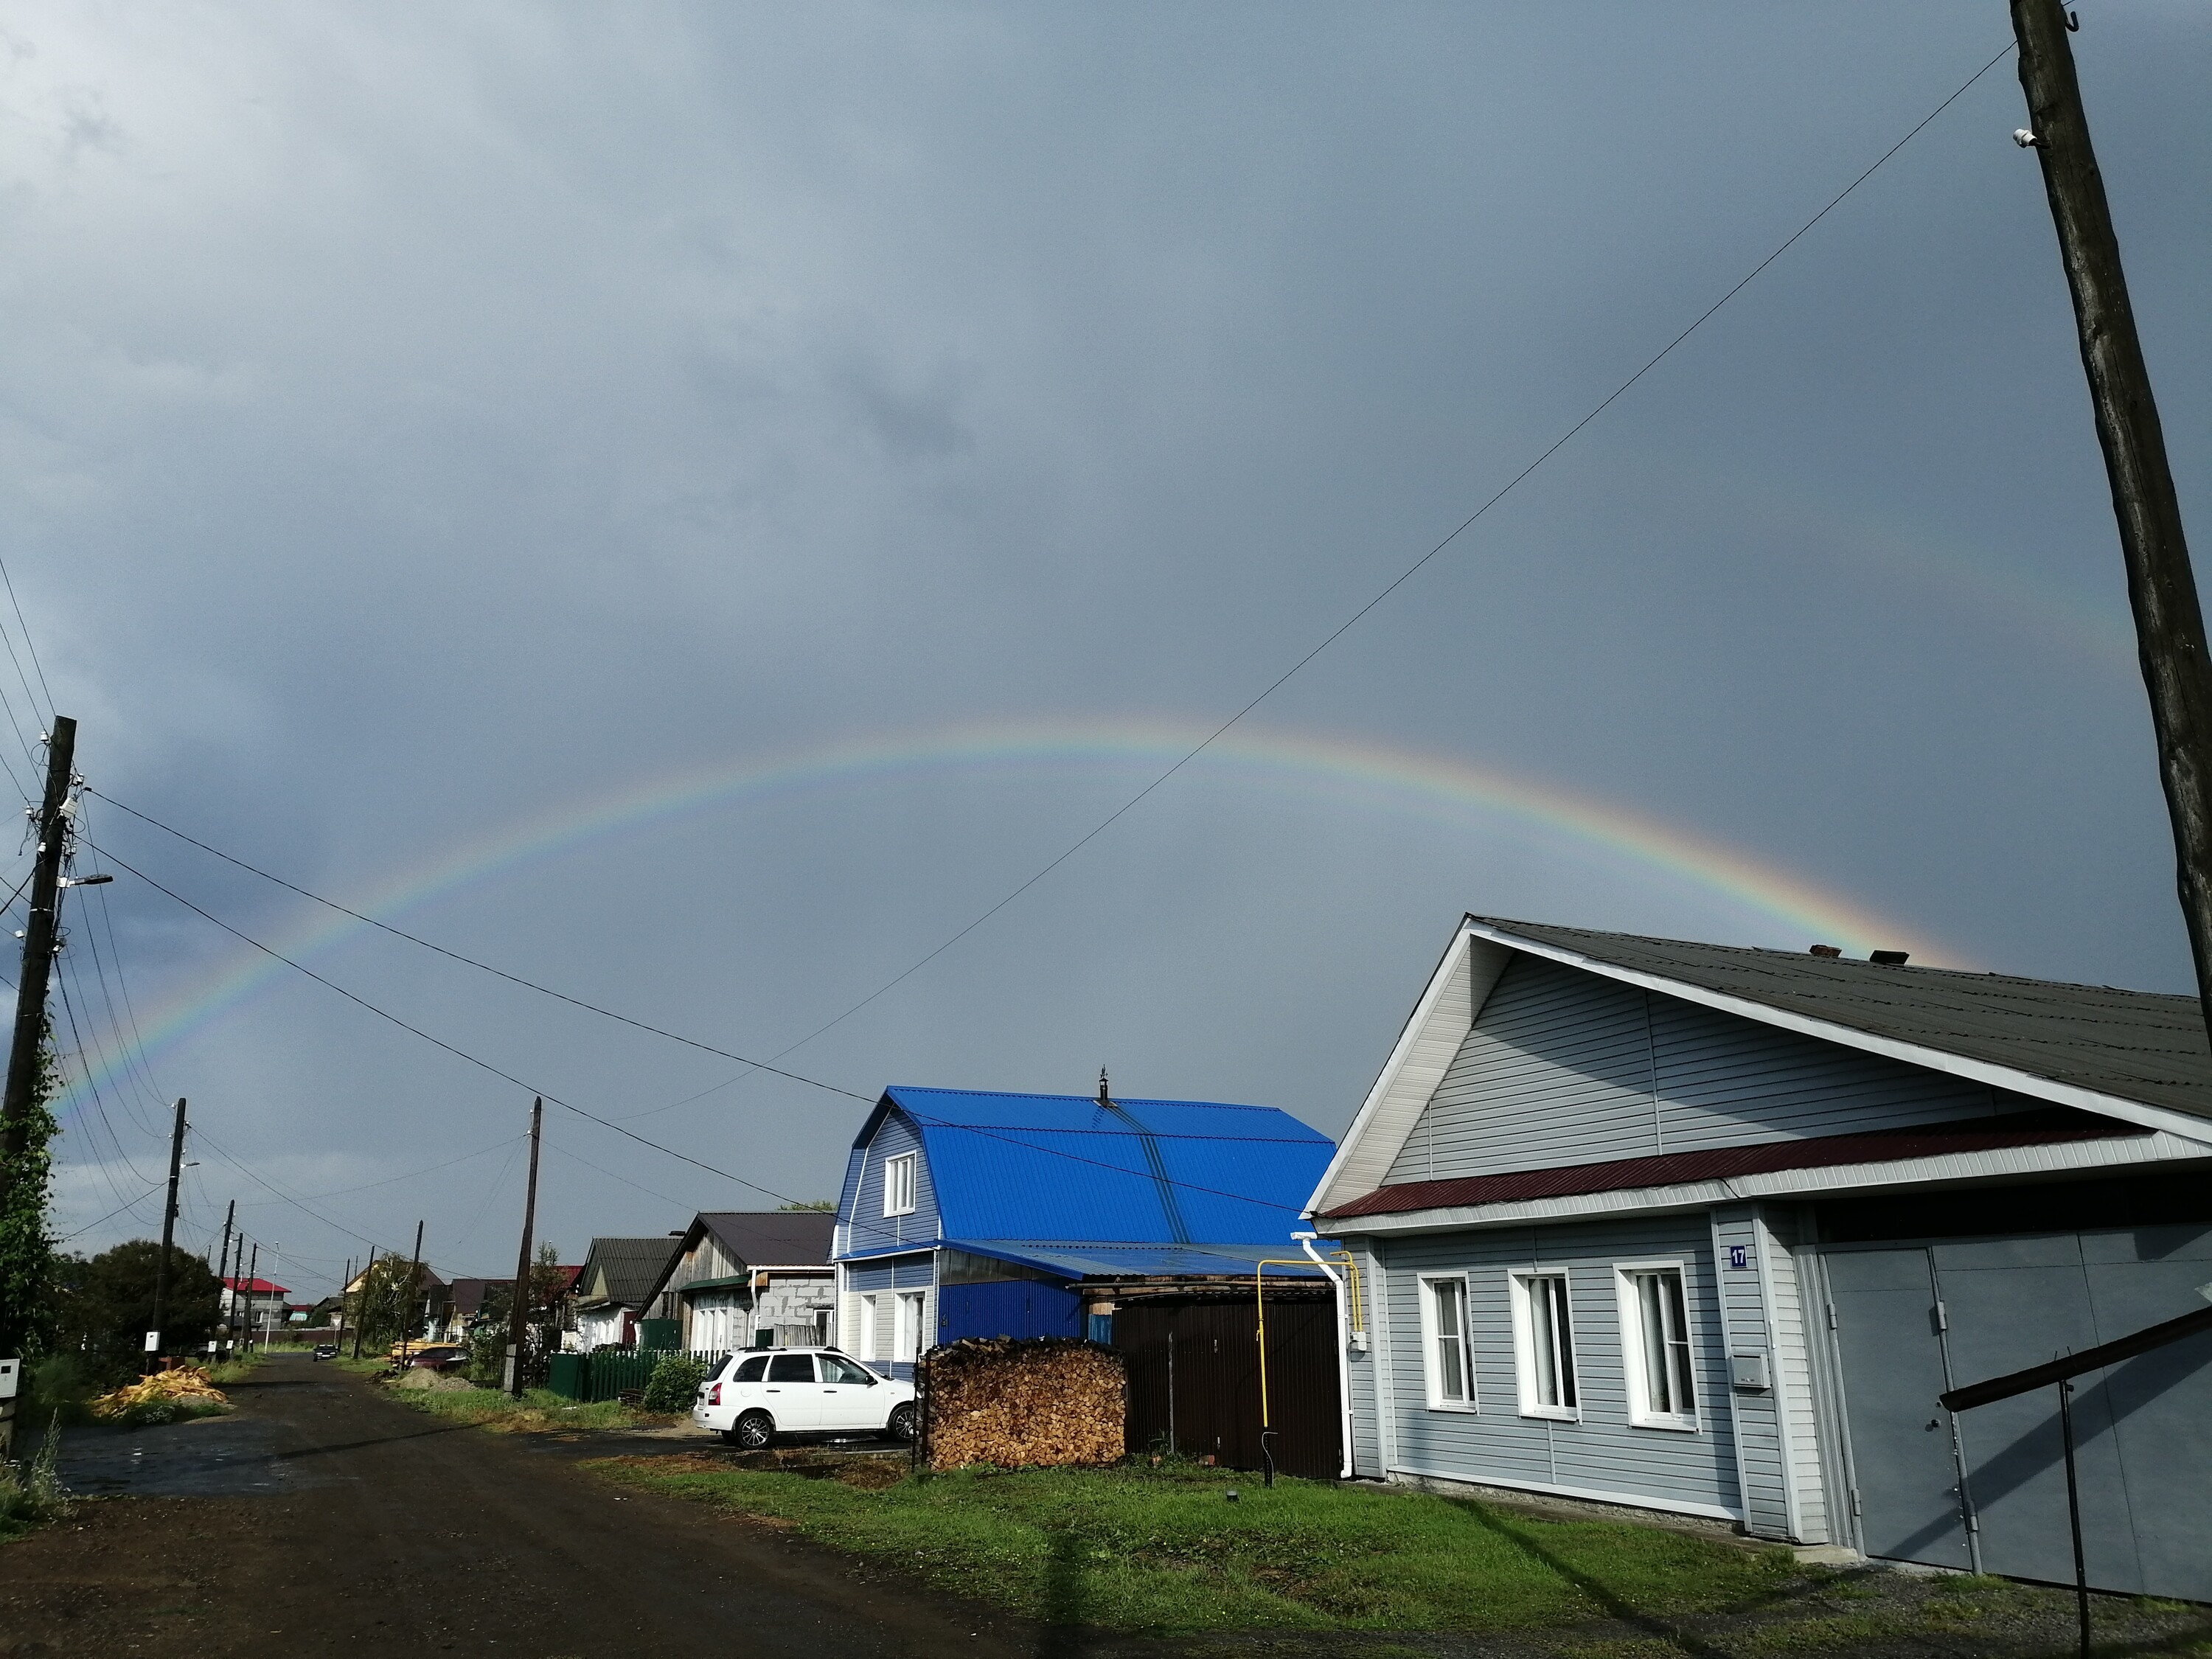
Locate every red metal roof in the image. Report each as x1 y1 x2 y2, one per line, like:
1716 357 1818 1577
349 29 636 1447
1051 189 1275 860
1322 1110 2144 1219
223 1276 290 1295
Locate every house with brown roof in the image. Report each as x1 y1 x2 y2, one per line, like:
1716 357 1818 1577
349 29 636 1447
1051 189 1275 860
641 1211 836 1352
1309 916 2212 1601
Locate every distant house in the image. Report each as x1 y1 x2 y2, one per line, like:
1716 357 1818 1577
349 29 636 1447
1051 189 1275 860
1310 916 2212 1601
832 1083 1338 1379
571 1237 680 1349
438 1267 582 1345
639 1211 836 1352
222 1275 291 1337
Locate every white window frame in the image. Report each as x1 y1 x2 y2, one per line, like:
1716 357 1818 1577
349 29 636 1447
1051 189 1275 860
855 1292 880 1360
883 1152 917 1217
894 1290 925 1363
1508 1269 1579 1421
1416 1273 1477 1411
1614 1261 1700 1432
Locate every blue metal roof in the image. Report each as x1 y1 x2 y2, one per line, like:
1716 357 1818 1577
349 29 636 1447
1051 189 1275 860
865 1085 1333 1248
949 1239 1329 1281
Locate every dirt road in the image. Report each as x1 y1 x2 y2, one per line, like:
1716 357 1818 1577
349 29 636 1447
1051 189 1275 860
0 1354 1037 1658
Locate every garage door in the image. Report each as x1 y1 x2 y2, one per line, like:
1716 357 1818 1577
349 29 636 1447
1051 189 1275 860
1823 1225 2212 1600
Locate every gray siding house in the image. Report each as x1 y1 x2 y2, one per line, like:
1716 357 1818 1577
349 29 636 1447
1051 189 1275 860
641 1211 837 1352
1310 917 2212 1600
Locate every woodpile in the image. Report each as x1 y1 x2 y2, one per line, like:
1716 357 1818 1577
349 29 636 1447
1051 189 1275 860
919 1338 1125 1471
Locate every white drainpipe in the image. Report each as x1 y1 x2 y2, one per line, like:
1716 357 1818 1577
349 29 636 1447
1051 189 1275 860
1294 1231 1354 1481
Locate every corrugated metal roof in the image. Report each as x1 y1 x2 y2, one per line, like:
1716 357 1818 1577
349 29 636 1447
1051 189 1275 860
949 1239 1329 1281
575 1236 678 1308
879 1085 1333 1247
1326 1107 2143 1217
698 1211 835 1267
1479 917 2212 1124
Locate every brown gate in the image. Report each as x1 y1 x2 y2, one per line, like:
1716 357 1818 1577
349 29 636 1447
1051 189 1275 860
1114 1290 1341 1480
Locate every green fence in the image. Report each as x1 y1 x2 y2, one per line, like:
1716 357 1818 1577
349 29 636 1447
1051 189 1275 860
543 1349 728 1403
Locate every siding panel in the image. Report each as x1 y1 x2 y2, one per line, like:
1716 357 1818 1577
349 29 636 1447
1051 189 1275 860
1392 956 2000 1186
1376 1216 1742 1517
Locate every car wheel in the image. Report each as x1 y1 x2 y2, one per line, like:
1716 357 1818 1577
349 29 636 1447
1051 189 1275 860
726 1411 775 1450
886 1402 919 1444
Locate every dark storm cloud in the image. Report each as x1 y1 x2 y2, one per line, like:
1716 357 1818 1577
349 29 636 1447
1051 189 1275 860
4 2 2205 1285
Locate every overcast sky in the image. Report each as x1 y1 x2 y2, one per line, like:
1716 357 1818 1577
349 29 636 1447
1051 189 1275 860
6 2 2208 1296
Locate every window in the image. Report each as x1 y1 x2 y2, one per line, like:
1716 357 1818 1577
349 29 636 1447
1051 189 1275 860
894 1291 926 1363
734 1354 769 1382
810 1307 833 1346
766 1353 815 1382
855 1293 880 1360
883 1152 917 1217
1419 1275 1475 1409
819 1354 878 1385
1617 1265 1699 1429
1511 1271 1578 1419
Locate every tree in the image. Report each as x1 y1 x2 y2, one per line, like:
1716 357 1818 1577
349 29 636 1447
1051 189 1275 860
0 1026 60 1362
348 1256 424 1356
776 1200 835 1212
467 1242 569 1388
50 1241 222 1386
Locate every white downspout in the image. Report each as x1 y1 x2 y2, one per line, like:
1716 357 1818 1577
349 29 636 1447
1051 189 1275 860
1295 1231 1354 1481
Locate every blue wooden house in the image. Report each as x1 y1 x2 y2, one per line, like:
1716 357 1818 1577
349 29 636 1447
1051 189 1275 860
832 1082 1337 1377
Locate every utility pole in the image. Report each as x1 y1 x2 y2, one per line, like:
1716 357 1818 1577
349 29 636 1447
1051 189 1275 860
212 1199 234 1360
400 1219 425 1363
507 1098 543 1397
351 1245 377 1360
2012 0 2212 1032
0 717 76 1180
145 1097 187 1371
242 1240 258 1354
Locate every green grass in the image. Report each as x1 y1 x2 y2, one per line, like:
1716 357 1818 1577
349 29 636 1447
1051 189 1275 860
380 1380 639 1433
589 1458 1793 1636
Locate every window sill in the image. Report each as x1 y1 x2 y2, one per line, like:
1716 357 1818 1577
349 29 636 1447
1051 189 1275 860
1519 1405 1580 1422
1424 1400 1481 1414
1629 1414 1700 1433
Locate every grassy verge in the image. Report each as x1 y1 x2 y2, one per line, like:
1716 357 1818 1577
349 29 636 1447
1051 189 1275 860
373 1377 641 1433
589 1455 1792 1636
0 1416 72 1541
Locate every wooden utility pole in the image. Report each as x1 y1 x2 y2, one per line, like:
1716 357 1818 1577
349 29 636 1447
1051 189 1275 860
351 1245 377 1360
242 1240 258 1354
400 1219 425 1363
2012 0 2212 1032
146 1097 188 1371
0 716 75 1178
507 1097 543 1398
212 1199 234 1357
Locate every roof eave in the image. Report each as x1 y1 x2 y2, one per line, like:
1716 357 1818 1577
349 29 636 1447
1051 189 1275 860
1322 1127 2211 1234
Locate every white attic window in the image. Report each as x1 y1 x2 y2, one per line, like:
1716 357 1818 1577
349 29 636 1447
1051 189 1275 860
883 1152 917 1217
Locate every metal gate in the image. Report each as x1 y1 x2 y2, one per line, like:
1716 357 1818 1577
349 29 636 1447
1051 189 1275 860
1115 1293 1340 1480
1823 1226 2212 1600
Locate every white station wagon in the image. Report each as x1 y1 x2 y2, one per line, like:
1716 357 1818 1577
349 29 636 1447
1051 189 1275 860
692 1347 917 1449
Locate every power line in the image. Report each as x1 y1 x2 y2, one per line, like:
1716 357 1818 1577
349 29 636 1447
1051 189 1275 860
86 796 872 1104
57 1180 168 1244
588 41 2029 1091
0 553 58 723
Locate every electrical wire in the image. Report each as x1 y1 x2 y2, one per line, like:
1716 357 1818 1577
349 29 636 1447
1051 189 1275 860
569 40 2035 1095
0 552 58 722
57 1180 168 1244
86 796 873 1103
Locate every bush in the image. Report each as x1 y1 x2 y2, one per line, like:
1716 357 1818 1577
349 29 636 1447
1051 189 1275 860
640 1352 707 1413
0 1414 71 1537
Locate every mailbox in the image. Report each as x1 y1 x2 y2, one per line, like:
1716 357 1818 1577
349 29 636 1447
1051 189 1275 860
1729 1352 1771 1392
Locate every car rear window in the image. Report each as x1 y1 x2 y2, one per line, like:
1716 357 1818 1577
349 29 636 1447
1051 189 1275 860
734 1354 769 1382
766 1354 815 1382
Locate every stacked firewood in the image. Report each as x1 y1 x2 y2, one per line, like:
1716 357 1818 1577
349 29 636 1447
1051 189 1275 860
919 1338 1124 1471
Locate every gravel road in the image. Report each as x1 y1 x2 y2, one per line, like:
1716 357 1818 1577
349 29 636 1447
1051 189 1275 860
0 1353 1035 1658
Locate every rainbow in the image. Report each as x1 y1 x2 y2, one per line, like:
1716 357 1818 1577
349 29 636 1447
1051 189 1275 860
61 720 1954 1114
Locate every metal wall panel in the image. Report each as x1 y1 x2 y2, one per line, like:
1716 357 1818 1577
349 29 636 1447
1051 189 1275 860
1374 1214 1743 1518
1116 1294 1342 1479
1820 1225 2212 1601
1346 1239 1383 1478
1388 956 2000 1187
